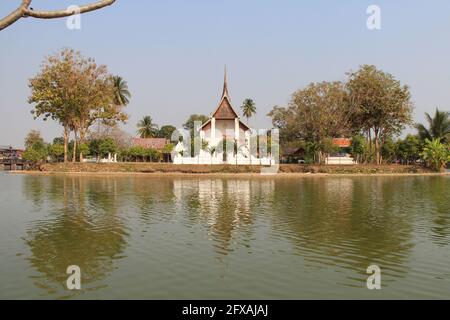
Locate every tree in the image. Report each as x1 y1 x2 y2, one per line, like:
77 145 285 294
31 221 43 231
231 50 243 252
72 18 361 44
268 81 352 163
350 135 368 164
183 114 209 131
158 125 177 140
420 139 450 172
48 143 64 162
137 116 159 138
381 138 397 163
25 130 45 149
112 76 131 106
241 98 256 124
29 48 119 163
98 138 117 159
416 108 450 143
0 0 116 31
346 65 414 164
23 130 48 166
396 135 420 164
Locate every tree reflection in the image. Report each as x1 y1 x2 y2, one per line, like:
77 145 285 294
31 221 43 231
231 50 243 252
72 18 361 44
23 176 127 298
269 177 415 281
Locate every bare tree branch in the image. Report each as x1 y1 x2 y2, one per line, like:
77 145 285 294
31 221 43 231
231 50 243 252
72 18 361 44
0 0 32 31
0 0 115 31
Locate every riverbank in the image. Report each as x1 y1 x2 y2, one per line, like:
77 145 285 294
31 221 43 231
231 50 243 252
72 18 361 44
9 162 446 177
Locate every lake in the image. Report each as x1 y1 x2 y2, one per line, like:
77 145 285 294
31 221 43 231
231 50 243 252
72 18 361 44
0 173 449 299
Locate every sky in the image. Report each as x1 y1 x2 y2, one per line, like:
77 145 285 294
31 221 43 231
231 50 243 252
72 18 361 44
1 0 450 148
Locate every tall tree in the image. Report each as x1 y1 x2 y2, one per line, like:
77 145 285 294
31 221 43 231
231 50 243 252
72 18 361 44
112 76 131 106
137 116 159 138
346 65 414 164
29 48 125 163
268 81 352 163
0 0 115 31
241 98 256 124
416 108 450 143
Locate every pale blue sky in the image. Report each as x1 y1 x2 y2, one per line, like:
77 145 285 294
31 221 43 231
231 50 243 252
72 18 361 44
1 0 450 147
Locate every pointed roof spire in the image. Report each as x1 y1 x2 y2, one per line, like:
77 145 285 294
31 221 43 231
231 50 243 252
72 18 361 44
222 65 229 98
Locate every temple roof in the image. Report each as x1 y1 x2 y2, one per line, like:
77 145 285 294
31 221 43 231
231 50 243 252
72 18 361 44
200 67 250 131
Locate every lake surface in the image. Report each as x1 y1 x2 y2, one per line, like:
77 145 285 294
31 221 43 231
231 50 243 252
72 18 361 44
0 173 449 299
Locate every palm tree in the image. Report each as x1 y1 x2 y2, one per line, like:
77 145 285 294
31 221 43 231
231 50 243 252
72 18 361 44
137 116 158 138
112 76 131 106
241 98 256 124
416 108 450 143
206 145 217 165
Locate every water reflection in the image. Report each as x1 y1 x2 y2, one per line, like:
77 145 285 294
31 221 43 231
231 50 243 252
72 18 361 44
173 179 274 255
23 176 128 298
16 174 450 298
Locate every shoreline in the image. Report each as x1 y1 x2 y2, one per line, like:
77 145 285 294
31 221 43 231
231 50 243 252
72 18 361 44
8 170 450 178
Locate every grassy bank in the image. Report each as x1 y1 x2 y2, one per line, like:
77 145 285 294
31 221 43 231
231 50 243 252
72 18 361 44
36 162 436 175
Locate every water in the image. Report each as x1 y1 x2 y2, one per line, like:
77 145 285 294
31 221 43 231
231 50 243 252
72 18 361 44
0 173 449 299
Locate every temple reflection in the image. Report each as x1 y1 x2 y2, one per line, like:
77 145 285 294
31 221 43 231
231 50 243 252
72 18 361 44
173 178 274 255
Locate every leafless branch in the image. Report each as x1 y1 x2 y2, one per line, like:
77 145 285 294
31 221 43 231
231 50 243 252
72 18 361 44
0 0 115 31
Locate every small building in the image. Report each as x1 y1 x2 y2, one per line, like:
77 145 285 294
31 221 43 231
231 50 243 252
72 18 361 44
132 138 172 162
281 147 306 164
326 138 356 165
0 145 24 161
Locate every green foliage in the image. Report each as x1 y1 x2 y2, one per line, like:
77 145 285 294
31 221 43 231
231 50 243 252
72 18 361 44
137 116 159 138
48 143 64 162
268 81 351 162
162 143 174 154
416 108 450 143
420 139 450 172
98 138 117 157
23 147 48 164
158 125 177 140
112 75 131 106
25 130 45 149
241 98 256 123
23 130 48 164
183 114 209 131
346 65 414 164
350 135 367 163
381 138 396 163
396 134 420 164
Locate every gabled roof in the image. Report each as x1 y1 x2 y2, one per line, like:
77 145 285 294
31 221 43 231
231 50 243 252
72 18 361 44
200 67 251 131
212 96 239 120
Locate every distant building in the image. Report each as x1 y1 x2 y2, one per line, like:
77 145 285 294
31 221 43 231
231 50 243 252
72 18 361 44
0 146 24 161
132 137 172 162
281 147 306 164
326 138 356 165
173 69 274 165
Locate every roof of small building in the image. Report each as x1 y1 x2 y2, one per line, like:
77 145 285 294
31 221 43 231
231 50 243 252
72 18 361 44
332 138 352 148
132 138 168 150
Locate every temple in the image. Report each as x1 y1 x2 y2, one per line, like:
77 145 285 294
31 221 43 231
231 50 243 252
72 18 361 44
173 68 273 165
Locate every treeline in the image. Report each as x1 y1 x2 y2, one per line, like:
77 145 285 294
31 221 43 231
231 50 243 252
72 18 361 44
269 65 450 171
22 128 175 166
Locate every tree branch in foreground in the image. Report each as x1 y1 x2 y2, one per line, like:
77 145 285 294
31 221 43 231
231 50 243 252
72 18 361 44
0 0 115 31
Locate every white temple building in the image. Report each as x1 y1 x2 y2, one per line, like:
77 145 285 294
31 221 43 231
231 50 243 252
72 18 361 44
173 69 275 165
